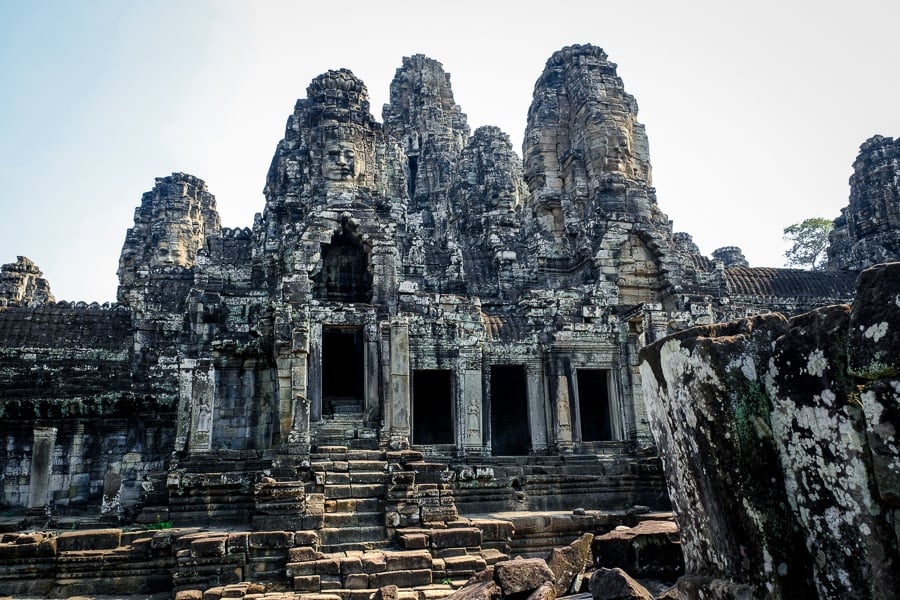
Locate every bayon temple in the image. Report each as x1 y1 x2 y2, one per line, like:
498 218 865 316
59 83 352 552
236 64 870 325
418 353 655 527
1 45 898 598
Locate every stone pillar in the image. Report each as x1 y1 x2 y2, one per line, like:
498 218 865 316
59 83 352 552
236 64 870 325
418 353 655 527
27 427 57 515
188 362 214 453
388 319 410 449
68 422 89 503
100 472 123 521
462 369 484 455
527 365 548 453
552 374 574 452
308 321 323 422
176 359 196 453
365 323 380 417
288 356 311 453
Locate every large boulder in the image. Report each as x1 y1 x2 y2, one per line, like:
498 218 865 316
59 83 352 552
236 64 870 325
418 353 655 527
639 262 900 599
547 533 593 595
493 558 555 597
588 568 652 600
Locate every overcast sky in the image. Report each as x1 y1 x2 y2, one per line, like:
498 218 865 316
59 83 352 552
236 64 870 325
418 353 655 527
1 1 898 302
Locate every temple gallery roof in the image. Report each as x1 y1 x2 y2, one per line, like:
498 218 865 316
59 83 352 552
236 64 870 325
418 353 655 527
724 267 857 299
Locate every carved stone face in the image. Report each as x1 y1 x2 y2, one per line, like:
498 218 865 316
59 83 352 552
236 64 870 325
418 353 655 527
153 235 189 267
323 141 360 182
149 222 196 267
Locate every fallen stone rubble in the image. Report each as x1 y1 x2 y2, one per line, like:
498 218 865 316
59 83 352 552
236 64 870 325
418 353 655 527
0 517 682 599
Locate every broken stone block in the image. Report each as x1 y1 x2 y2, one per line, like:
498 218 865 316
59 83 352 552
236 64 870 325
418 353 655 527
443 580 502 600
525 581 556 600
588 568 652 600
546 533 593 595
493 558 554 596
591 521 682 579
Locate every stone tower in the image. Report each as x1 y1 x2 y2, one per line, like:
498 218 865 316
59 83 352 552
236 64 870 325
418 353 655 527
828 135 900 270
0 256 54 308
522 44 672 302
117 172 221 306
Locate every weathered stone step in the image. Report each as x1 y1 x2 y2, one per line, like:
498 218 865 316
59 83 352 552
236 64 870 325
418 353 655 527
323 483 387 499
316 526 389 549
346 459 388 470
323 510 386 527
325 497 382 513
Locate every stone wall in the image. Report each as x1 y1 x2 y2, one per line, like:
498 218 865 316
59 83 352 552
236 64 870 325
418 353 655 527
0 44 881 527
640 261 900 598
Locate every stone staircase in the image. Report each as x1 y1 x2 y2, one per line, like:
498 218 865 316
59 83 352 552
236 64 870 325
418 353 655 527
312 412 379 450
309 449 391 552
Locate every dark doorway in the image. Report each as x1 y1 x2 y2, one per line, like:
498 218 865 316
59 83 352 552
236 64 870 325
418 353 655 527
322 327 364 415
490 365 530 455
577 369 612 441
314 227 372 303
412 370 453 445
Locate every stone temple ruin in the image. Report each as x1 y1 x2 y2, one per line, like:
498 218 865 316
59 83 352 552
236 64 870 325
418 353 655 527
0 45 897 597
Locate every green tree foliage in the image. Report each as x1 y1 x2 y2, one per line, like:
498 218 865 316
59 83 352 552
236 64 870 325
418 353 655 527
783 217 834 270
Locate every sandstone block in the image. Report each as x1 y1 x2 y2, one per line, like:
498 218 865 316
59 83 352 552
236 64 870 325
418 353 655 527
591 521 682 580
588 568 652 600
547 533 593 595
317 557 341 575
370 568 432 588
57 528 121 551
493 558 554 596
248 531 293 548
287 560 318 577
431 528 481 549
526 581 556 600
191 535 227 557
384 550 433 571
399 533 427 549
226 532 249 554
442 580 501 600
294 574 321 591
341 556 365 575
444 554 487 573
294 530 321 547
344 572 370 589
288 545 321 562
363 552 387 573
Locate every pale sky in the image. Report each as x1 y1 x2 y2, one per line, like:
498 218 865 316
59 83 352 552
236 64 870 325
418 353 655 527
1 1 898 302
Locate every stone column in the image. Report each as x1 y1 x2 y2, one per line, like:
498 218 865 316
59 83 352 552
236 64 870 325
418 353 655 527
388 319 410 449
27 427 57 515
68 422 89 503
176 359 196 453
288 356 311 453
462 369 484 455
527 365 549 453
365 323 380 417
308 321 323 422
554 374 575 452
100 472 123 521
188 361 214 453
